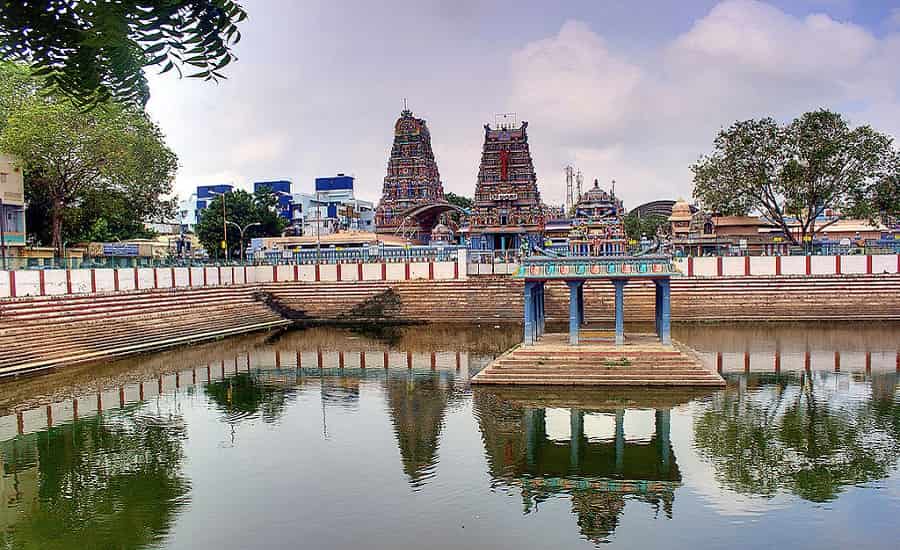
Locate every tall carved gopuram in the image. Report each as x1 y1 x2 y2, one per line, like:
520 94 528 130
375 109 446 241
465 118 544 251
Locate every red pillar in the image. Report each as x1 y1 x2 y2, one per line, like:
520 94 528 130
428 262 435 280
66 269 72 294
217 265 222 285
203 267 208 286
775 256 781 276
835 255 841 275
38 269 45 295
865 255 872 274
805 255 811 275
404 262 411 280
171 267 176 286
113 269 120 291
336 263 342 281
90 268 97 293
381 263 387 280
152 268 158 289
716 257 723 277
8 270 14 297
453 261 459 279
744 255 750 276
360 351 366 369
188 267 193 287
687 256 694 277
273 264 278 282
383 351 389 369
315 264 320 282
834 351 841 372
243 265 248 284
294 265 299 281
357 262 363 280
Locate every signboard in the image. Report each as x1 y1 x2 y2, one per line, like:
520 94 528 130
102 243 139 257
515 256 676 279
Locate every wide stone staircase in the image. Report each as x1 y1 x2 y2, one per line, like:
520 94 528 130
0 286 289 376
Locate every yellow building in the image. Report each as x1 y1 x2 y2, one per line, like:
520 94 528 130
0 153 26 257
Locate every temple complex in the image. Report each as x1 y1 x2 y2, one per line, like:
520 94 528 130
375 109 459 242
463 119 545 252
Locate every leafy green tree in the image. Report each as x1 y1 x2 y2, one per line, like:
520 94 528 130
692 110 900 244
444 192 473 211
195 189 286 259
0 90 178 254
0 1 247 106
623 212 667 241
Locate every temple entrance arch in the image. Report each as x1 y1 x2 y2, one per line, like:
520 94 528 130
390 201 467 242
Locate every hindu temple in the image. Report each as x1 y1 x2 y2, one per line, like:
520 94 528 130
375 109 462 242
463 118 545 252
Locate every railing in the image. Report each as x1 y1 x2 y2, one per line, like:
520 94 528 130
250 245 460 265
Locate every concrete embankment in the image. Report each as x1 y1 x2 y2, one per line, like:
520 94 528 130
2 273 899 376
263 274 900 323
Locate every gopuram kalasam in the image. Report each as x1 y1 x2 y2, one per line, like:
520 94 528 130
374 109 462 242
463 117 545 252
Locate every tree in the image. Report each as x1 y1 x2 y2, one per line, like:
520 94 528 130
623 212 667 241
195 189 286 259
692 110 900 245
444 192 473 211
0 1 247 107
0 92 178 254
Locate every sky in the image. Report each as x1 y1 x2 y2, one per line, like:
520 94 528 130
145 0 900 210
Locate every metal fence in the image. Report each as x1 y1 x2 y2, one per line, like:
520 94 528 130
249 245 461 265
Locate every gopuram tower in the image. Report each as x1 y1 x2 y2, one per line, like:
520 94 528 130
375 109 446 241
466 116 544 252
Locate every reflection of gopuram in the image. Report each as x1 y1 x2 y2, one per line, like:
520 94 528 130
474 388 697 545
383 374 463 488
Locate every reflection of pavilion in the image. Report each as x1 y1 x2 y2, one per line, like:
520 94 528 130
475 388 700 545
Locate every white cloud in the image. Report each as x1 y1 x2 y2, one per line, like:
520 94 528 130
231 134 289 165
507 0 900 207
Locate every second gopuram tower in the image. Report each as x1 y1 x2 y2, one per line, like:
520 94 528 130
375 108 446 240
465 115 544 252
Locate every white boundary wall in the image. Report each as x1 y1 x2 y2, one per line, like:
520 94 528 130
0 255 890 299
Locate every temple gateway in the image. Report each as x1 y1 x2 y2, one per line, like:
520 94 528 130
375 109 463 243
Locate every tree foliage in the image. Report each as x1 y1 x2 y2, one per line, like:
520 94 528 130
195 189 286 259
0 0 247 107
623 212 667 241
444 192 473 211
0 63 178 252
692 110 900 244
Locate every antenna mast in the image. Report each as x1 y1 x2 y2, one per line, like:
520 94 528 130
575 170 584 202
565 165 575 214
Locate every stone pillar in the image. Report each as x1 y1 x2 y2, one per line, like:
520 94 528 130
570 408 584 472
524 281 536 346
615 409 625 473
613 279 627 346
655 408 671 471
567 280 582 345
525 408 545 468
658 278 671 345
578 283 585 326
654 280 662 337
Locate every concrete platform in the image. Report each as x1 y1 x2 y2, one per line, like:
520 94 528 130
472 331 725 387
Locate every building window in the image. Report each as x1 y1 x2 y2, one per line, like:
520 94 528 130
0 173 6 184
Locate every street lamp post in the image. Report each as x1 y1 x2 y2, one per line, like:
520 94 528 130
227 221 261 264
0 197 7 271
209 190 230 262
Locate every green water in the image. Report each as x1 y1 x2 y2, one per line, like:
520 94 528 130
1 323 899 549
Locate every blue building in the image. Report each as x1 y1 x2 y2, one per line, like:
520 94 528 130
195 184 234 222
315 174 354 195
254 180 293 220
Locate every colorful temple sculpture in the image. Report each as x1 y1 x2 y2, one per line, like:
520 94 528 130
463 119 545 252
567 179 627 256
375 109 463 243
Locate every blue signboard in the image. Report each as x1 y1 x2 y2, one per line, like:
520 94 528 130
103 243 140 257
315 175 354 192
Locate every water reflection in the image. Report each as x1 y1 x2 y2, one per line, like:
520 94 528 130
474 388 709 544
1 406 189 549
694 371 900 503
205 372 300 424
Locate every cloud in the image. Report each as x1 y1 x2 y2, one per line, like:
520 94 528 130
231 134 289 165
507 0 900 206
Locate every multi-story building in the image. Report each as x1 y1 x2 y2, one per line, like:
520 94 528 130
254 180 293 220
195 184 234 223
464 118 544 252
288 175 374 237
0 154 26 260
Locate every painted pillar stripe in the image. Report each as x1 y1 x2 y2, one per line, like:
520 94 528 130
203 268 208 286
153 268 158 289
805 255 811 275
453 261 458 279
687 256 693 277
171 267 176 286
90 269 97 293
294 265 299 281
835 255 841 275
866 255 873 274
218 266 222 284
38 270 45 295
404 262 410 280
428 262 434 280
315 264 320 282
134 267 139 289
114 269 119 291
336 263 342 281
358 262 363 280
66 269 72 294
775 256 781 276
273 264 278 282
744 256 750 276
716 257 723 277
8 270 14 297
381 263 387 280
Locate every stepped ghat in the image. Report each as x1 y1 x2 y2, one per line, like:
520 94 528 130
472 255 725 387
